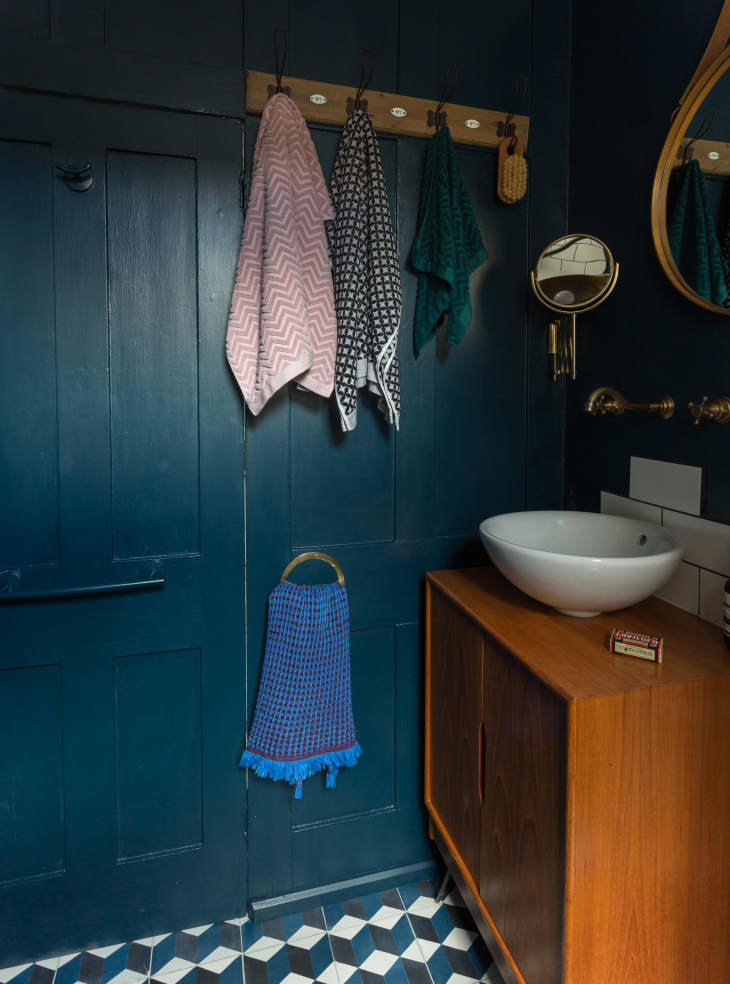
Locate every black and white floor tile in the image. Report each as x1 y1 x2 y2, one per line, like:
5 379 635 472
398 882 502 984
1 878 501 984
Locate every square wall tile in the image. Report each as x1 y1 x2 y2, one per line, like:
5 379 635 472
699 569 727 627
600 492 661 525
629 457 703 515
654 561 700 614
662 511 730 576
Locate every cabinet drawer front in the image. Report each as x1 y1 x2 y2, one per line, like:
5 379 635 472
426 587 484 884
480 636 566 984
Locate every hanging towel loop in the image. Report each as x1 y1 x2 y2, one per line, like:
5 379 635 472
347 49 374 114
682 112 715 165
269 28 290 96
428 63 458 130
281 552 346 587
496 75 527 149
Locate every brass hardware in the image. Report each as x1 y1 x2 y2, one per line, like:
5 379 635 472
546 314 577 380
531 234 619 382
280 551 345 586
584 386 675 420
688 395 730 425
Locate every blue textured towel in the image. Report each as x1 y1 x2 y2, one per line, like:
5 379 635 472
240 581 361 798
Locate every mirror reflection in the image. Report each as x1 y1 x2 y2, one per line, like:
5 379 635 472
535 235 615 308
665 63 730 309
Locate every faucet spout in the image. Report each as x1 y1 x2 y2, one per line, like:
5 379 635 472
584 386 625 415
584 387 675 420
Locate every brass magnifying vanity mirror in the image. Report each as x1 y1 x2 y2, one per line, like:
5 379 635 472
652 7 730 313
530 234 619 380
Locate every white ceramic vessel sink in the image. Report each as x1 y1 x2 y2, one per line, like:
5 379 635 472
479 510 684 617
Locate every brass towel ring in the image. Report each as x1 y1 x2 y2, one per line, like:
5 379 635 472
280 552 346 587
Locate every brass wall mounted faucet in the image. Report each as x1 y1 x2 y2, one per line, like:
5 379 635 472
584 386 675 419
688 395 730 424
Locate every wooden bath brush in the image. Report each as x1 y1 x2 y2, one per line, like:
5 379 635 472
497 136 527 204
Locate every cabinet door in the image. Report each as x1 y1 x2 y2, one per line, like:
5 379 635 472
479 636 566 984
426 586 484 884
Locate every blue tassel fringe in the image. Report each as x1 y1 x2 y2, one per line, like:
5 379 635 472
240 743 362 797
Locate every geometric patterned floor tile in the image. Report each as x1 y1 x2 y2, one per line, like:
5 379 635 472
242 910 327 956
398 881 503 984
326 906 428 984
52 941 153 984
150 953 243 984
243 929 336 984
323 889 405 937
2 879 507 984
149 921 242 983
0 968 55 984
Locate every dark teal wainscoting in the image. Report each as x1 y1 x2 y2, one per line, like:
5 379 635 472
0 0 571 963
242 0 571 916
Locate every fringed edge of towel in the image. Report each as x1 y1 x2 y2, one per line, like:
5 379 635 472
240 743 362 798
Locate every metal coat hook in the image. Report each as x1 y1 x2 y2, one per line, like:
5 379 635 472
428 64 458 130
347 49 374 115
682 111 715 165
496 75 528 149
268 28 291 97
56 161 94 193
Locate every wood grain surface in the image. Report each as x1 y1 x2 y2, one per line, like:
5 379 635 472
564 676 730 984
427 567 730 700
246 70 531 149
426 585 484 884
479 636 566 984
426 569 730 984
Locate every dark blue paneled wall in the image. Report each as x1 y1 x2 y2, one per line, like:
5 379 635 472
0 0 572 959
567 0 730 522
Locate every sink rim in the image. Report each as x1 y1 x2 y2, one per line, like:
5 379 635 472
480 510 684 564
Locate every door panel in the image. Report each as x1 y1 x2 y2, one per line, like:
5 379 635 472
107 150 201 559
0 92 245 963
427 589 483 884
479 637 566 984
0 664 65 883
113 648 203 861
0 141 59 565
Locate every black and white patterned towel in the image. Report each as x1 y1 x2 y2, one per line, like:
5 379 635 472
329 108 402 431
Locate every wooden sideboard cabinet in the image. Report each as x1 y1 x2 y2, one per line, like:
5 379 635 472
425 567 730 984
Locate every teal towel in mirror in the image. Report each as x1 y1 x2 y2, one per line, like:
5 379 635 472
668 159 728 306
411 125 488 354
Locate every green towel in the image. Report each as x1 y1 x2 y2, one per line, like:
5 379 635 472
668 159 728 306
412 125 488 354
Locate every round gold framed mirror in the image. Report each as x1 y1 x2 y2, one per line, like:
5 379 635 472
652 47 730 314
531 235 618 312
530 235 619 380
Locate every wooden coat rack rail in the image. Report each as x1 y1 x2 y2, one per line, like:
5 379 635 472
246 70 530 150
675 137 730 177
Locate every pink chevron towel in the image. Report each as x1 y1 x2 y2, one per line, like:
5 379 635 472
227 93 336 415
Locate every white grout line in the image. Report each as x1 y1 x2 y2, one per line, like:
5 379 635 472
396 887 438 984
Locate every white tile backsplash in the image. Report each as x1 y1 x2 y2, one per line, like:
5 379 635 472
699 568 727 626
654 561 700 614
600 492 662 525
629 456 703 515
661 509 730 576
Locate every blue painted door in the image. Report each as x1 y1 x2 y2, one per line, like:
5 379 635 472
0 91 246 962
